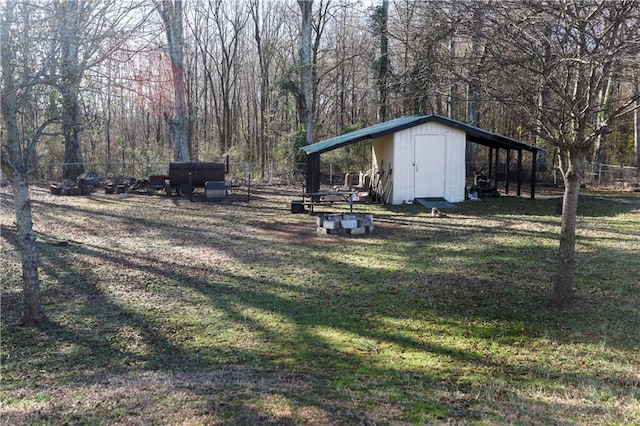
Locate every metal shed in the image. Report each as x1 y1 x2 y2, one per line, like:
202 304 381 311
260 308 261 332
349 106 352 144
300 115 543 203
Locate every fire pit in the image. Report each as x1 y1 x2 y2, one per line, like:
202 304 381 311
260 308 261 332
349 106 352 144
316 213 374 236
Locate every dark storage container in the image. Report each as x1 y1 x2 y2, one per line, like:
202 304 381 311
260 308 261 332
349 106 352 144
205 181 226 200
149 175 168 190
290 200 306 214
169 162 226 188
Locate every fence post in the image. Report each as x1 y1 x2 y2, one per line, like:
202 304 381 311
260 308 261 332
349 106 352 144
598 162 602 185
244 161 251 183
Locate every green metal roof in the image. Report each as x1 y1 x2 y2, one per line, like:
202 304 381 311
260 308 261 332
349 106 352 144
300 114 541 155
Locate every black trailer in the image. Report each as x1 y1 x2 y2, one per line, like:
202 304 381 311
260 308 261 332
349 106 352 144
162 161 227 196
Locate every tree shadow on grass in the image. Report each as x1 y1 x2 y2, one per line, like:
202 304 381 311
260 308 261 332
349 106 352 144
2 185 638 424
3 189 636 352
451 191 640 219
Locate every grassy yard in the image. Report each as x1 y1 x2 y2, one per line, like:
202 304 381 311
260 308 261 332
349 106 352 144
1 183 639 425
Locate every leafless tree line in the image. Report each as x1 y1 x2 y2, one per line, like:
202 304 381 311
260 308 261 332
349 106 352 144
3 0 639 182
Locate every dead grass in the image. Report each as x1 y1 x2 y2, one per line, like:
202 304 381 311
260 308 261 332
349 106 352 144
1 183 639 425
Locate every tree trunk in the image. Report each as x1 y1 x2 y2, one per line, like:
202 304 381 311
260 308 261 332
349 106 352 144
251 0 271 178
158 0 190 162
634 102 640 170
58 0 85 180
595 74 615 168
377 0 389 122
466 9 483 171
170 14 189 161
535 80 549 172
1 2 48 326
595 124 609 179
13 175 47 326
634 74 639 170
550 149 587 310
298 0 313 146
449 35 458 120
61 85 85 180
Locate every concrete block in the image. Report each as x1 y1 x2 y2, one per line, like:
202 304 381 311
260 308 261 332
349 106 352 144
348 226 367 235
358 217 372 227
323 220 341 230
318 226 344 235
341 219 358 229
317 227 330 235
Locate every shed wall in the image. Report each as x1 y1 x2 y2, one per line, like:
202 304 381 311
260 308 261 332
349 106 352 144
371 134 394 201
373 122 466 204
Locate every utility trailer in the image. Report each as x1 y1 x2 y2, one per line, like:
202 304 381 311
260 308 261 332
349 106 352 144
150 160 228 197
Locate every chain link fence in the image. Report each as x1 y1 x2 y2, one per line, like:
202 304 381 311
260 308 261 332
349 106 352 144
582 162 639 187
5 159 637 189
12 160 356 187
543 162 639 188
467 159 640 189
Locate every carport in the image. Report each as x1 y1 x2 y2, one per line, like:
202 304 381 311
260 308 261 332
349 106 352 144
301 115 543 202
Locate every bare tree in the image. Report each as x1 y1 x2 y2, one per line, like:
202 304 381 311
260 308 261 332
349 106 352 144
2 1 149 325
53 0 86 179
465 6 483 128
298 0 313 146
448 34 458 120
49 0 147 179
392 0 416 116
464 4 485 170
1 2 49 326
155 0 190 162
636 73 640 169
324 1 373 133
210 0 249 154
373 0 389 122
249 0 285 175
389 1 455 115
487 0 640 309
188 0 251 157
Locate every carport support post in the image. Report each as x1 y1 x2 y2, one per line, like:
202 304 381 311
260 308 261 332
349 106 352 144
505 149 510 194
530 150 537 200
517 149 522 196
305 153 321 195
494 148 500 189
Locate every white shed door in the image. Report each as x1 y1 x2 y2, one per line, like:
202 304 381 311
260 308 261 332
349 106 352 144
414 134 446 199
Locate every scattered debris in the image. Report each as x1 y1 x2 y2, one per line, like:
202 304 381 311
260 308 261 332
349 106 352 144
77 171 100 187
50 171 100 196
50 181 94 196
104 177 154 195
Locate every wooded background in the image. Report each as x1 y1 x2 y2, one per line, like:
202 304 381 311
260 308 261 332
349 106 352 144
2 0 639 184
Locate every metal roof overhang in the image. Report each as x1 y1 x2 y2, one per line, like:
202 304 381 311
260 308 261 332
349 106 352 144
300 114 542 155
